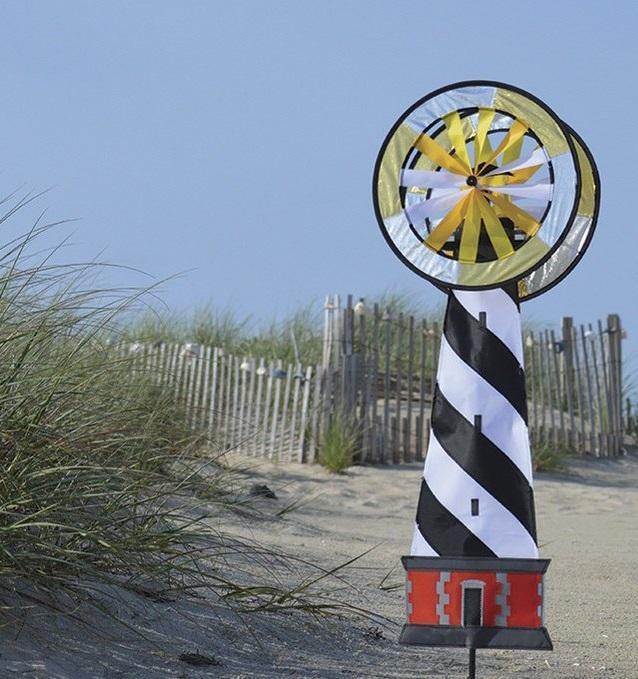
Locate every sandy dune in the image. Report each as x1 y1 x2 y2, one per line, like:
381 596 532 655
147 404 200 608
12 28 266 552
1 453 636 678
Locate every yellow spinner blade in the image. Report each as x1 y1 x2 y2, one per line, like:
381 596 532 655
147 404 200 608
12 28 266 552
443 111 471 171
501 134 523 168
476 193 515 259
480 164 542 187
423 192 471 252
458 191 482 263
483 119 529 169
487 192 541 236
414 133 471 176
473 108 495 172
486 133 523 210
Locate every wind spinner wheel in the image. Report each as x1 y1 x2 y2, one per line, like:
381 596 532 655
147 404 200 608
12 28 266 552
372 81 600 674
373 80 598 296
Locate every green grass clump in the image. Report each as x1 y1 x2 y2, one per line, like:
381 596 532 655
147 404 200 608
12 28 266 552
532 443 569 472
124 303 324 365
319 415 357 473
0 198 359 625
0 223 228 610
123 291 444 373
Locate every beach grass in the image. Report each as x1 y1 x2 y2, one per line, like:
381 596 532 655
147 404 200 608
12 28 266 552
319 414 357 473
0 201 366 628
122 292 444 369
532 442 569 472
123 303 325 366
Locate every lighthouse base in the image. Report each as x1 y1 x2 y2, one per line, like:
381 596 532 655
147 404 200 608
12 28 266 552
401 556 552 651
399 623 552 650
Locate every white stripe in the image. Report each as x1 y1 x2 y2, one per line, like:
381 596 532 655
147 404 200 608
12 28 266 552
424 432 538 558
483 183 552 202
401 168 465 190
486 146 546 176
410 523 438 556
420 187 462 199
437 337 533 483
452 289 523 364
404 191 464 222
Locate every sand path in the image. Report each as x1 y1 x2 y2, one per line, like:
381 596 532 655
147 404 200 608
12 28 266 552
218 452 638 678
0 453 636 678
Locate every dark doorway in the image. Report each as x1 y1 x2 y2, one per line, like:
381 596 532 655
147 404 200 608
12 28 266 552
463 587 482 627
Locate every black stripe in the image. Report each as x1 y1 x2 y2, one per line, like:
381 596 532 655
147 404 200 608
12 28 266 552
445 293 528 423
433 385 537 542
415 479 496 558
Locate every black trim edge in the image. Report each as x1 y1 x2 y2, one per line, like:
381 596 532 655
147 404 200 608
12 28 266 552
399 624 553 650
401 555 550 573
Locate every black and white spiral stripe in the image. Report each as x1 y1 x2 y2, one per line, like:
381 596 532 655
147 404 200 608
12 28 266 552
411 287 538 559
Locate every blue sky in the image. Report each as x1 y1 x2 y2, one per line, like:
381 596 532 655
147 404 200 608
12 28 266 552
0 1 635 374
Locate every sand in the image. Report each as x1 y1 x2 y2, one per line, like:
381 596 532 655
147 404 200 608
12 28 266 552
1 452 636 678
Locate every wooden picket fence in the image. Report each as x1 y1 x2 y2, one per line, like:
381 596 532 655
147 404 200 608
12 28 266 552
321 295 440 463
525 317 624 457
624 399 638 442
321 295 626 460
120 294 627 464
123 341 323 461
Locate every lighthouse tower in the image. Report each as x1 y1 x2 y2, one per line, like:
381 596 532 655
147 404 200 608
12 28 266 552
403 285 550 649
372 81 600 660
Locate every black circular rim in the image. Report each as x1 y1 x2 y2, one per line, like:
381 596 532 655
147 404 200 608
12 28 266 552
372 79 582 291
519 123 600 303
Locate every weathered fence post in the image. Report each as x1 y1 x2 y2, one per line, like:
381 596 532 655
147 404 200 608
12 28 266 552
607 314 623 454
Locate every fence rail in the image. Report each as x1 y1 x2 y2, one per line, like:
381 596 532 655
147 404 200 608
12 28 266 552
122 294 627 464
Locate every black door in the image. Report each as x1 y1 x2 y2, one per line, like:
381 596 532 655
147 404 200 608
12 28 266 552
463 587 482 627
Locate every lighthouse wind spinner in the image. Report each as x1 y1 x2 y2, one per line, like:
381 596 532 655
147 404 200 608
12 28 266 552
372 82 600 664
